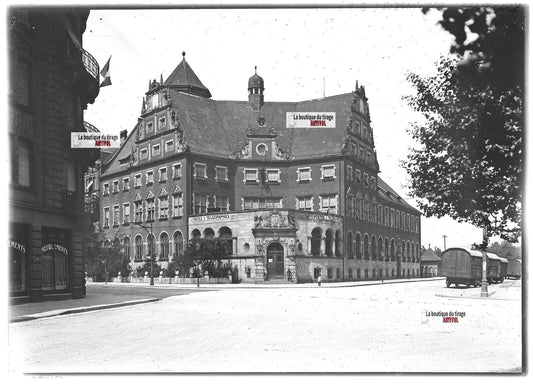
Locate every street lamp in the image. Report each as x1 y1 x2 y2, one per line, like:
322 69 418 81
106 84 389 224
480 226 489 297
136 222 155 286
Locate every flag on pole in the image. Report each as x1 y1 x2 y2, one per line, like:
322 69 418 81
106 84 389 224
100 56 112 87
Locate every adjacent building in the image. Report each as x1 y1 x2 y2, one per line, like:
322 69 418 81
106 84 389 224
98 53 421 283
9 8 101 301
421 247 442 277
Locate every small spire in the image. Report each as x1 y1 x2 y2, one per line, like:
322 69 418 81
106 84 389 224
182 51 186 59
356 80 359 90
160 74 163 83
255 65 257 75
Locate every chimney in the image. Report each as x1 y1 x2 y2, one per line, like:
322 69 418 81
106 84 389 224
120 129 128 145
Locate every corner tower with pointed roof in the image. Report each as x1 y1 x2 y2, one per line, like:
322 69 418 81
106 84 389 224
164 52 212 98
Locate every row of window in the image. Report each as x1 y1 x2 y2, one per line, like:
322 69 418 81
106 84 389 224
345 267 420 280
344 231 420 262
102 163 183 195
345 194 420 233
109 230 184 262
103 192 184 227
346 165 376 189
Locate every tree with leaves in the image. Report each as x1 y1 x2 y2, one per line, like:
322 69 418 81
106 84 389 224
85 236 131 282
180 237 232 278
404 6 524 245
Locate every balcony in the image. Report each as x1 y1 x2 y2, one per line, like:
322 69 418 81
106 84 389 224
66 40 100 108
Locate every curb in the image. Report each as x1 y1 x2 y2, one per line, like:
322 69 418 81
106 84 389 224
88 277 446 290
10 298 160 323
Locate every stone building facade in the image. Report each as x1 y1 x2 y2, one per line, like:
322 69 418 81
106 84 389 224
98 53 421 283
9 8 101 301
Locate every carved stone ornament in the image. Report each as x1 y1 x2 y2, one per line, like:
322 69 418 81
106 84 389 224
271 142 294 161
230 141 251 160
255 210 296 229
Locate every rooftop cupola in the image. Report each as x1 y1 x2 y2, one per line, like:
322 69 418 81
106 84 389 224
248 66 264 111
163 52 212 98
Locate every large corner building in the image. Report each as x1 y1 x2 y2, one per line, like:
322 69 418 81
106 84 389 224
99 53 422 283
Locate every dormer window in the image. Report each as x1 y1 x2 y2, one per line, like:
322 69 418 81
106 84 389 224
146 170 154 185
215 166 228 182
139 148 148 160
159 117 166 129
146 122 153 133
165 140 174 153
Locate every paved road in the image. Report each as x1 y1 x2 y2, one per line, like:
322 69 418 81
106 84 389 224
8 279 522 374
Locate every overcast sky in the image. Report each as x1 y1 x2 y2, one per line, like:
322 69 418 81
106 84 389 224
82 6 486 250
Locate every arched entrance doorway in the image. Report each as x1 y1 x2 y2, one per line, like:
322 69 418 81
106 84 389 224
266 242 284 279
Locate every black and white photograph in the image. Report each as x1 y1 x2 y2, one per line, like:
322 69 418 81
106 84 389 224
5 1 525 376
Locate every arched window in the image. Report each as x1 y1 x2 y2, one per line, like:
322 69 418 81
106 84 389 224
384 238 389 260
406 241 410 262
416 243 420 262
363 234 369 259
335 230 341 257
173 231 184 259
218 226 233 255
147 234 155 258
160 233 169 260
204 228 215 239
355 233 362 259
401 241 406 262
378 237 383 260
123 237 131 260
371 235 377 260
325 229 334 257
411 243 415 262
346 231 354 259
191 229 201 239
390 239 396 261
135 235 143 261
311 227 322 256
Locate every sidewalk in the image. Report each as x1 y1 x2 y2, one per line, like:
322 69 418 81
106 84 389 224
9 277 445 323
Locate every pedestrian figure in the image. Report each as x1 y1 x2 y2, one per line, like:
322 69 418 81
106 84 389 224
318 273 322 287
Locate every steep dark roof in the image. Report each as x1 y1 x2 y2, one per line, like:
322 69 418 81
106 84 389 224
163 53 211 98
377 177 420 213
421 247 441 262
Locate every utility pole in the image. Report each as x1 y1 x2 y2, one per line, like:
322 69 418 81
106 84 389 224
480 226 489 297
442 235 447 251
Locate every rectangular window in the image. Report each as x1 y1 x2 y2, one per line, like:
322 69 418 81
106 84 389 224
297 167 312 182
321 164 336 180
152 144 160 157
243 169 259 183
113 205 120 226
10 58 31 106
320 194 337 214
123 203 130 224
172 163 182 179
384 207 389 226
390 209 395 228
355 169 361 183
159 196 169 219
243 197 282 210
355 121 361 135
297 196 313 211
336 268 341 279
147 199 155 221
159 117 166 129
134 201 143 222
146 122 153 133
165 140 174 153
348 268 353 279
215 166 228 182
378 205 383 225
327 268 333 279
347 165 353 181
172 193 183 217
159 167 167 182
134 174 142 188
214 196 229 212
139 148 148 160
103 183 110 196
146 171 154 185
396 210 400 229
370 177 376 190
194 163 207 179
401 212 406 230
123 177 130 191
406 214 410 232
103 207 110 228
12 137 31 187
194 194 208 214
265 169 281 183
65 160 76 192
113 180 119 193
